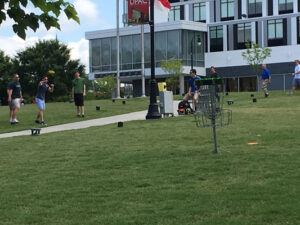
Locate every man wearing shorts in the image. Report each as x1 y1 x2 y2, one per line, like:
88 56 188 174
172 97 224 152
35 76 54 125
183 69 200 111
261 64 271 97
7 74 22 124
72 71 86 117
291 60 300 95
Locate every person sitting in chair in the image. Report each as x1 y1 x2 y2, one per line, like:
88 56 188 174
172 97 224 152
183 69 200 111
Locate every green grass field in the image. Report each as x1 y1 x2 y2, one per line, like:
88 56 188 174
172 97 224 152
0 98 148 134
0 91 300 225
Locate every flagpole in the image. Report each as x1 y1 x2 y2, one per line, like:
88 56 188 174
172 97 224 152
116 0 121 99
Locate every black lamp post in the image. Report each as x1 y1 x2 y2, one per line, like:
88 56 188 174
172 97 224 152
146 0 161 119
190 35 202 70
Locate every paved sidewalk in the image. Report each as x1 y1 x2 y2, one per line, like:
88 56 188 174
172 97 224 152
0 101 180 139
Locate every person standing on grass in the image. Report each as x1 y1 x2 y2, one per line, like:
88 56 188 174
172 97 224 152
7 73 22 124
208 66 219 78
35 76 54 126
261 64 271 98
72 71 86 117
291 60 300 95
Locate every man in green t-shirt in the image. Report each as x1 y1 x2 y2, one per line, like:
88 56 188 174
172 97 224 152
72 71 86 117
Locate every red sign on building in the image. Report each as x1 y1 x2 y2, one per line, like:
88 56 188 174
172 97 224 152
127 0 149 25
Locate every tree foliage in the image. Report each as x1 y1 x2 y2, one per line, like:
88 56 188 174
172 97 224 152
161 57 183 94
0 51 13 105
0 0 80 39
13 39 86 101
241 42 272 75
95 75 116 98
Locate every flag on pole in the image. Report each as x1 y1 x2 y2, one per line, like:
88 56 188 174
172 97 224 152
154 0 171 23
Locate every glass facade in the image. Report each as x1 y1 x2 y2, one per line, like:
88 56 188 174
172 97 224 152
169 6 180 21
210 26 223 52
278 0 293 14
237 23 252 49
193 3 206 22
248 0 262 18
90 30 205 73
221 0 234 21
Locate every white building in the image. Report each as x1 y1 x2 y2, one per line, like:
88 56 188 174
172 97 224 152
86 0 300 95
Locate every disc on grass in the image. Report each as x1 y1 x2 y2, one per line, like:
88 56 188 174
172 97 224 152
248 142 258 145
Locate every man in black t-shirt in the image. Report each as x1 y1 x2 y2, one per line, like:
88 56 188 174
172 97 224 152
208 66 219 78
7 74 22 124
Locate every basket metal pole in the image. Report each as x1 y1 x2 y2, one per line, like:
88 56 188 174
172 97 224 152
210 85 218 154
212 119 218 154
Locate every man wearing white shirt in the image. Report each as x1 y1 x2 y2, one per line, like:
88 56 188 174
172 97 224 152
291 60 300 95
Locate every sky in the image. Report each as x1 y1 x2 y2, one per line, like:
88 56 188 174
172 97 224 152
0 0 124 72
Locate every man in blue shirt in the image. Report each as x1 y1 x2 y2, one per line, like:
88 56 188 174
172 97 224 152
261 64 271 97
291 59 300 95
183 69 200 111
35 76 54 125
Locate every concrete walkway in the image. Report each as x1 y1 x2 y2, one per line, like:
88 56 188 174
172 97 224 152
0 101 180 139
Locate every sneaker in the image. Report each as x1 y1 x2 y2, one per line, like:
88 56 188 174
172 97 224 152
77 115 81 118
40 121 47 126
81 115 85 118
13 119 19 123
35 120 40 124
265 93 269 98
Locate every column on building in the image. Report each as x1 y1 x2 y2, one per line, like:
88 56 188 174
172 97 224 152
262 0 267 17
241 0 247 18
293 0 298 13
251 21 256 43
223 24 227 51
215 0 221 22
291 17 297 45
206 0 210 23
185 2 189 21
273 0 279 16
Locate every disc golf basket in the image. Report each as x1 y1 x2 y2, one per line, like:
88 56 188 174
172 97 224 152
194 77 232 154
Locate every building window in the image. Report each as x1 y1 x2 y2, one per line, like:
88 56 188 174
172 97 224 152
193 3 206 22
248 0 262 18
268 0 273 16
298 17 300 44
221 0 234 21
236 23 252 49
169 6 180 21
268 19 286 46
210 26 223 52
278 0 293 14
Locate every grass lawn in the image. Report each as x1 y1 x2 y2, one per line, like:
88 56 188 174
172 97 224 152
0 98 148 134
0 91 300 225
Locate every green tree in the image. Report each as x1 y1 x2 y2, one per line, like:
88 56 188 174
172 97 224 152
0 0 79 39
161 57 183 94
241 42 272 75
95 75 116 98
0 50 13 105
13 39 86 101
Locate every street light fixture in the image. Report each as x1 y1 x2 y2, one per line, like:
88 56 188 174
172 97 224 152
190 35 202 69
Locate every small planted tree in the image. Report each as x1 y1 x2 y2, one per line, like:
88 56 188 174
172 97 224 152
241 42 272 75
161 57 183 94
95 74 116 98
